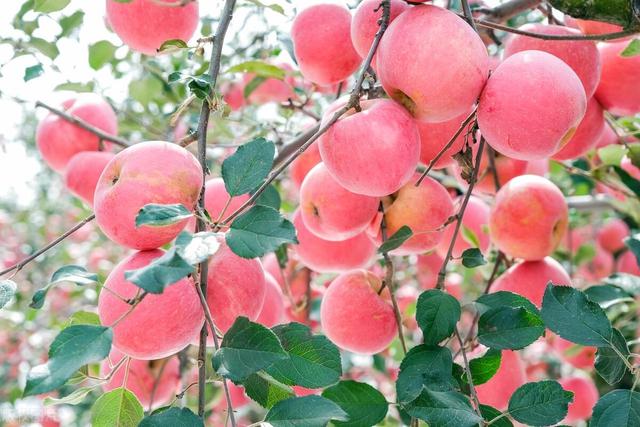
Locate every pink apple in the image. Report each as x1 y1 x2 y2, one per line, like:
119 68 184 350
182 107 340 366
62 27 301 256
436 195 490 259
291 4 361 85
98 250 204 360
576 244 614 282
475 349 527 410
489 175 568 260
204 177 250 224
376 4 489 122
552 97 606 160
101 348 180 409
552 334 596 370
619 250 640 275
290 142 322 189
597 218 630 253
94 141 203 250
417 252 444 289
479 50 587 160
596 40 640 117
292 210 375 273
300 163 379 241
491 257 572 307
222 82 246 111
318 98 420 197
558 376 599 423
503 23 602 98
350 0 409 60
243 63 297 105
369 174 454 256
64 151 115 206
106 0 199 55
320 270 397 355
255 272 286 327
36 94 118 172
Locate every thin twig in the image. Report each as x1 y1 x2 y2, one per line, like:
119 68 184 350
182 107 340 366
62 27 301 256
0 214 95 278
35 101 130 148
454 327 482 415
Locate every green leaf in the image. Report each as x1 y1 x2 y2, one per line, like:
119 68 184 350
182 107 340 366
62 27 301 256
91 387 144 427
157 39 189 52
88 40 117 70
124 247 193 294
591 389 640 427
138 407 204 427
478 306 544 350
253 184 281 211
403 388 483 427
264 395 349 427
226 206 298 259
243 372 295 409
51 265 98 285
58 10 84 37
598 144 626 166
226 60 285 79
507 380 573 426
602 273 640 296
24 325 112 396
187 74 213 100
0 279 17 309
66 311 101 327
322 380 388 427
221 137 275 196
396 345 457 405
378 226 413 253
135 203 192 228
44 385 96 406
416 289 461 345
621 39 640 57
34 0 70 13
461 224 481 248
465 348 501 386
585 284 632 305
24 64 44 81
596 328 630 385
461 248 486 268
244 76 266 98
541 284 613 347
480 404 512 427
28 37 59 59
624 234 640 267
476 291 540 316
213 317 288 382
266 322 341 388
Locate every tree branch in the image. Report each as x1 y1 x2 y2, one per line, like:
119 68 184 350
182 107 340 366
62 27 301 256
35 101 130 148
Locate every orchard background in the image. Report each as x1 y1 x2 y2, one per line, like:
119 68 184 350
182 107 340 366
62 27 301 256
1 0 640 426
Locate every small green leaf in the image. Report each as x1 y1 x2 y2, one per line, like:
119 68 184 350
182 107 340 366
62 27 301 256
602 273 640 295
416 289 461 345
461 248 486 268
135 203 192 228
157 39 189 52
138 407 204 427
44 385 97 406
598 144 626 166
91 387 144 427
478 306 544 350
30 288 48 309
24 325 112 396
507 380 573 426
58 10 84 37
66 311 101 327
243 372 294 409
29 37 59 59
24 64 44 81
226 60 285 79
88 40 117 70
322 380 388 427
51 265 98 285
264 395 349 427
585 284 632 305
266 322 342 388
465 348 501 386
227 206 298 259
244 76 266 98
378 226 413 253
124 247 193 294
591 389 640 427
34 0 70 13
222 137 275 196
396 345 457 405
596 328 630 385
541 284 613 347
621 39 640 57
403 388 483 427
0 279 17 309
461 224 481 248
187 74 213 100
213 317 288 382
